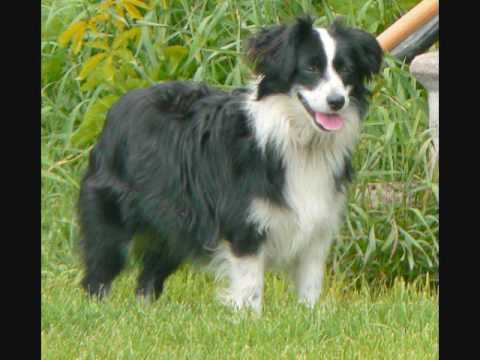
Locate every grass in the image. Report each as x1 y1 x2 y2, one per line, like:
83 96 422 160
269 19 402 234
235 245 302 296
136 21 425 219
42 265 437 359
42 0 438 358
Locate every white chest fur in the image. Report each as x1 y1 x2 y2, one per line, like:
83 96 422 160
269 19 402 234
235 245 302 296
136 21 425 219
248 148 347 266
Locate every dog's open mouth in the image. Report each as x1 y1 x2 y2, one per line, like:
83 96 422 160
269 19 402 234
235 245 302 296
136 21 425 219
297 93 344 131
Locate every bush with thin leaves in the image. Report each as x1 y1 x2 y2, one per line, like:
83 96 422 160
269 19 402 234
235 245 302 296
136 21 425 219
42 0 438 287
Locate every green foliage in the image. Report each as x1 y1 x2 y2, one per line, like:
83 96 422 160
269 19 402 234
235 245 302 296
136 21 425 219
53 0 154 144
71 94 119 147
333 56 438 285
42 0 438 288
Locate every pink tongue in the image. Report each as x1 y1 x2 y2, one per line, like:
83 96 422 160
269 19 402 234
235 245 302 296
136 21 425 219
314 112 344 131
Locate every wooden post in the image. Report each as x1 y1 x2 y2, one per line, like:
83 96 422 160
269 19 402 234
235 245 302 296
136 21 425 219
376 0 439 52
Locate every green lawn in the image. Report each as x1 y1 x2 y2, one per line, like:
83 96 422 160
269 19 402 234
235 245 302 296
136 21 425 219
42 264 437 359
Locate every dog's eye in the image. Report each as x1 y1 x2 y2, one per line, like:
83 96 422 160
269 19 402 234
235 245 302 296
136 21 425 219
334 59 349 73
306 65 321 73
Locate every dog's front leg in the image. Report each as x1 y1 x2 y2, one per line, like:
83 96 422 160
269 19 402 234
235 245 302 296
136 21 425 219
292 235 334 307
222 247 265 313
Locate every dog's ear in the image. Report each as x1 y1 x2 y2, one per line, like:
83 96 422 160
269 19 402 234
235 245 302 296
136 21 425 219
245 17 313 99
331 19 383 79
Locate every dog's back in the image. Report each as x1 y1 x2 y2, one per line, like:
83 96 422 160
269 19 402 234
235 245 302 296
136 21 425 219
83 80 227 185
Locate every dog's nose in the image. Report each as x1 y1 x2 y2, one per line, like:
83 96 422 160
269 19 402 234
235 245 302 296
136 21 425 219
327 94 345 111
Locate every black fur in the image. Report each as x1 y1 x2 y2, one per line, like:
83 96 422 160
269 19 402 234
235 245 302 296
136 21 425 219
78 81 285 298
333 151 354 193
246 17 316 99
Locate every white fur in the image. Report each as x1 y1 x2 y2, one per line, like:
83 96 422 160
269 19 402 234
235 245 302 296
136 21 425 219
293 233 334 307
214 243 265 313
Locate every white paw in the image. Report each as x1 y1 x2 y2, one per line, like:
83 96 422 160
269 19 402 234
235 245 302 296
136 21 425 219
298 295 318 308
219 288 263 313
297 283 321 308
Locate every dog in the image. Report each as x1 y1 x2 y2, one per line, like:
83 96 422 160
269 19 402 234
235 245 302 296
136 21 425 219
78 17 382 312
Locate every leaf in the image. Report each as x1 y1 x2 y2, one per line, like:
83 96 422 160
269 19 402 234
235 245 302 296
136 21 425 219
321 1 335 23
71 95 119 148
125 0 151 10
112 28 141 49
86 39 110 50
77 53 107 80
80 70 101 91
99 0 114 11
350 203 369 223
71 22 87 54
163 45 188 70
384 121 396 143
124 2 143 19
115 2 127 30
364 225 377 265
102 55 115 82
164 45 188 58
87 13 111 32
42 48 67 85
58 21 86 47
398 227 421 271
408 208 436 242
91 13 110 23
368 21 380 34
114 48 135 65
381 220 398 252
358 0 375 20
431 183 438 203
124 78 149 90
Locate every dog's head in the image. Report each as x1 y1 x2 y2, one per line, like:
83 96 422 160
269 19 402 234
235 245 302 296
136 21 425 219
246 17 383 134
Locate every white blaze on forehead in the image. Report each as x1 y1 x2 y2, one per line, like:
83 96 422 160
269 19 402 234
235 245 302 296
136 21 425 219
316 28 336 66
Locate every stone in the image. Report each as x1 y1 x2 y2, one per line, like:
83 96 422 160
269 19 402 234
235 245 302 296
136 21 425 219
410 50 439 155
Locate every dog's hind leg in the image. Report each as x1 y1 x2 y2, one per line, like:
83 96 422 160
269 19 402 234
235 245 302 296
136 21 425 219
135 248 184 301
78 183 133 299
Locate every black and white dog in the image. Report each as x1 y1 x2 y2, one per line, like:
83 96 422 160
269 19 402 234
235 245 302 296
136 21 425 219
78 17 382 312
